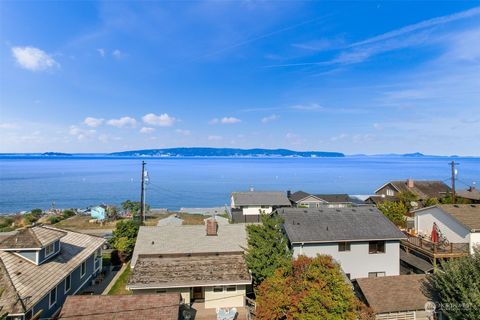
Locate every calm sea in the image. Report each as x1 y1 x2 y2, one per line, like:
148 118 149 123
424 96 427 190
0 156 479 213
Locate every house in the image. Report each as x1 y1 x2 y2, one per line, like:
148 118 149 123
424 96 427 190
288 190 365 208
230 191 291 223
355 274 432 320
128 220 251 310
456 186 480 203
58 293 181 319
0 226 104 320
279 207 406 279
411 204 480 255
374 179 450 205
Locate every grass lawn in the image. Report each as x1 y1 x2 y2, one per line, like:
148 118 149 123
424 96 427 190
108 263 132 295
178 213 206 225
143 212 169 226
54 215 118 230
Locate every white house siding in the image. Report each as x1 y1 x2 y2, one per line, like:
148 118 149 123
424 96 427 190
469 232 480 254
204 285 246 309
241 206 272 215
292 241 400 279
376 310 428 320
415 207 469 243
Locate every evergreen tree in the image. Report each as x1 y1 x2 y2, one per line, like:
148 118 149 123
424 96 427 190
425 249 480 320
377 201 407 227
245 213 292 286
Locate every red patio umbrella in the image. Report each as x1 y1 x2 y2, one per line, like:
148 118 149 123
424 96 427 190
431 223 439 243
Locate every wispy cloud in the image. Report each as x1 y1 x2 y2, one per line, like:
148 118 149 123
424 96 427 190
112 49 125 59
142 113 176 127
83 117 104 127
140 127 155 134
11 46 59 72
209 117 241 124
0 123 19 129
261 114 279 123
176 129 191 136
290 103 323 111
97 48 106 57
69 125 96 140
208 135 223 141
107 116 137 128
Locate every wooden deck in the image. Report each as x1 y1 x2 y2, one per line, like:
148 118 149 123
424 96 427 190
401 233 469 259
181 303 249 320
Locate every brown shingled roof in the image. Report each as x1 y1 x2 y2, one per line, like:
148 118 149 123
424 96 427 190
128 252 252 289
389 180 450 199
59 294 180 320
355 275 429 314
0 226 66 249
438 204 480 231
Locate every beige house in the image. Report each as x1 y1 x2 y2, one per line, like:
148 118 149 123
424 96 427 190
128 220 251 309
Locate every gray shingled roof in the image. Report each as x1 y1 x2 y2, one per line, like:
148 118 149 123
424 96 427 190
232 191 291 206
438 204 480 231
400 250 434 273
279 207 406 243
131 224 247 267
456 188 480 201
383 180 450 199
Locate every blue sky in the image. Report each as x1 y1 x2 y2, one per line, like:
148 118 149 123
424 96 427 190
1 1 479 155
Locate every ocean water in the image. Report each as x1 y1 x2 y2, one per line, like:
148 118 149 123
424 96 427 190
0 156 479 213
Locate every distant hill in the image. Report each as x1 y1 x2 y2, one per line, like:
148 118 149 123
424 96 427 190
109 148 344 158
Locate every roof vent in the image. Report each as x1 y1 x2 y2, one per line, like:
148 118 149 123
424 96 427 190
407 178 414 188
326 226 329 231
454 204 459 208
471 204 476 208
151 241 155 245
352 209 356 212
304 210 308 213
336 209 340 212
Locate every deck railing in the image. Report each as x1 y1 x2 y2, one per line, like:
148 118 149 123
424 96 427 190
402 232 469 255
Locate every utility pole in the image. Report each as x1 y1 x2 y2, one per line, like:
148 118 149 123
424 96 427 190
140 161 146 223
450 161 458 204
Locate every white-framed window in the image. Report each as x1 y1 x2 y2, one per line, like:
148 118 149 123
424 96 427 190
368 272 386 278
65 273 71 293
225 285 236 292
212 285 237 293
386 189 394 196
369 241 386 254
45 242 55 257
80 260 86 277
49 286 57 308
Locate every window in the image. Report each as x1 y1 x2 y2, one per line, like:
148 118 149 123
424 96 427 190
369 241 386 254
45 242 55 257
368 272 386 278
225 285 236 292
213 286 223 293
386 189 394 196
338 242 351 252
65 274 71 293
49 286 57 308
80 260 86 277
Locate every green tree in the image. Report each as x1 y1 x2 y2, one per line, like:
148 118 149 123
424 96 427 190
107 206 119 220
62 209 75 219
48 216 61 224
30 208 43 218
256 255 363 320
423 198 439 207
377 201 407 227
396 191 418 211
110 220 141 259
425 249 480 320
245 213 292 286
121 200 149 217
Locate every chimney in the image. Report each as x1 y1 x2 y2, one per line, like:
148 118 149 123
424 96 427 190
407 178 414 188
206 218 218 236
469 185 476 192
287 190 291 198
